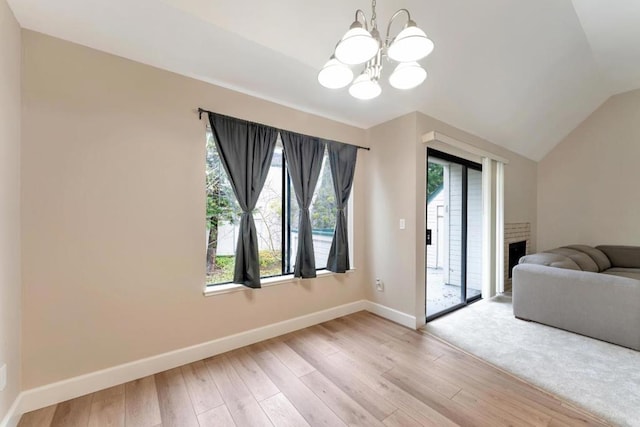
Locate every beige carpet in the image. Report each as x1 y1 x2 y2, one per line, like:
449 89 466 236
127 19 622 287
424 295 640 427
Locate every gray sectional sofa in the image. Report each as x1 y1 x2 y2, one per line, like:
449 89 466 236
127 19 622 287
512 245 640 350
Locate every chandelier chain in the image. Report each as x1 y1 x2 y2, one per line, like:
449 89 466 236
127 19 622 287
371 0 377 29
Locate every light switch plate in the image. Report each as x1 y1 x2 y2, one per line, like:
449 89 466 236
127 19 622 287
399 218 406 229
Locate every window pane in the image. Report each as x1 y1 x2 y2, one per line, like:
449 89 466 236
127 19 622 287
310 150 336 269
287 177 299 274
255 141 284 278
206 131 241 285
288 149 336 272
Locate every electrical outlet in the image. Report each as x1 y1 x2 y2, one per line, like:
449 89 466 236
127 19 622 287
375 278 384 291
399 218 406 230
0 363 7 391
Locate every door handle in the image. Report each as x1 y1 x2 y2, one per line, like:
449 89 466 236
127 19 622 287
426 229 432 245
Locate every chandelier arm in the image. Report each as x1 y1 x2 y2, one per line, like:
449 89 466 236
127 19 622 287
354 9 369 31
385 9 411 44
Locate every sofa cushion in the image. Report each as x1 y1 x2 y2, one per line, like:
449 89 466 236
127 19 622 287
546 247 599 272
602 267 640 281
518 252 581 270
596 246 640 268
564 245 612 271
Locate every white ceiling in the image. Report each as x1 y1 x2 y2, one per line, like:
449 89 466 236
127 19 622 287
572 0 640 95
7 0 640 160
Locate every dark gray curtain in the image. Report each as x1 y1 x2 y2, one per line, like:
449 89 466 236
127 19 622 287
281 131 326 278
207 113 278 288
326 141 358 273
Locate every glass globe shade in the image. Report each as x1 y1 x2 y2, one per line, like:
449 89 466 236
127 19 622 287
388 62 427 90
318 57 354 89
334 26 380 65
348 73 382 100
387 25 434 63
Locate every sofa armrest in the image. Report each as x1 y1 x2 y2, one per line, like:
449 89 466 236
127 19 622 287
513 264 640 351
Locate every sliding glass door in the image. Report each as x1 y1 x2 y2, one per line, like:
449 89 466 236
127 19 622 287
426 149 482 321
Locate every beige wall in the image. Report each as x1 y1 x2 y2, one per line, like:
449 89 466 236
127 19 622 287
365 114 418 317
538 89 640 250
21 31 368 389
0 0 22 420
365 112 537 320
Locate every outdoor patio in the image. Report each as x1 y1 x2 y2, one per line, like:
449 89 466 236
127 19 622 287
427 268 482 317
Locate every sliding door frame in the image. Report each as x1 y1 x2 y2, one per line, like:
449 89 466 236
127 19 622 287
426 148 482 322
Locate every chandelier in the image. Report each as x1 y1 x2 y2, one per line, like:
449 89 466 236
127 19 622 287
318 0 434 100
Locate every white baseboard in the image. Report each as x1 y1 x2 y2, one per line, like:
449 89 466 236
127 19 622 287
0 394 23 427
364 301 417 329
7 299 414 424
15 299 368 418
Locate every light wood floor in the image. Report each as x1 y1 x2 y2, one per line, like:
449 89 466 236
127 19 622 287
18 311 609 427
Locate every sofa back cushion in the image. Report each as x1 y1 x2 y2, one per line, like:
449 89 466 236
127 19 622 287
518 252 581 270
564 245 611 271
596 246 640 268
546 247 599 272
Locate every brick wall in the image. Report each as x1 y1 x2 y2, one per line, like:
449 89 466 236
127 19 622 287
504 222 531 291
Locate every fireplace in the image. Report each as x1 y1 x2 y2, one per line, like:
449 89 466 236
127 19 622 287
503 223 530 291
508 240 527 278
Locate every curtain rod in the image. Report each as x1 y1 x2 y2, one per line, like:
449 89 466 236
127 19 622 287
196 108 370 151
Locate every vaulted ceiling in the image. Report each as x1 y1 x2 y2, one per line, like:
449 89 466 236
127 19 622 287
8 0 640 160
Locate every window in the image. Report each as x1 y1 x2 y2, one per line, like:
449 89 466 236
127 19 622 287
205 130 338 286
205 132 240 285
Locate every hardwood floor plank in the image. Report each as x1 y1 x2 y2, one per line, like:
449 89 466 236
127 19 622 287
125 375 162 427
318 317 349 334
386 364 461 400
318 320 418 370
285 333 397 421
334 315 395 345
292 327 340 356
326 351 459 427
246 342 347 427
94 384 125 400
197 404 236 427
380 333 446 363
397 330 462 359
262 338 316 377
17 404 57 427
88 390 125 427
350 311 412 338
312 324 395 373
382 368 501 427
548 417 583 427
228 347 280 401
383 409 423 427
204 355 273 427
259 393 311 427
83 384 126 427
154 368 199 427
50 394 93 427
452 389 538 427
299 370 385 427
180 360 224 414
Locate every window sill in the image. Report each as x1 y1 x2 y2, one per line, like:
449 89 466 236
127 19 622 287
203 269 355 297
